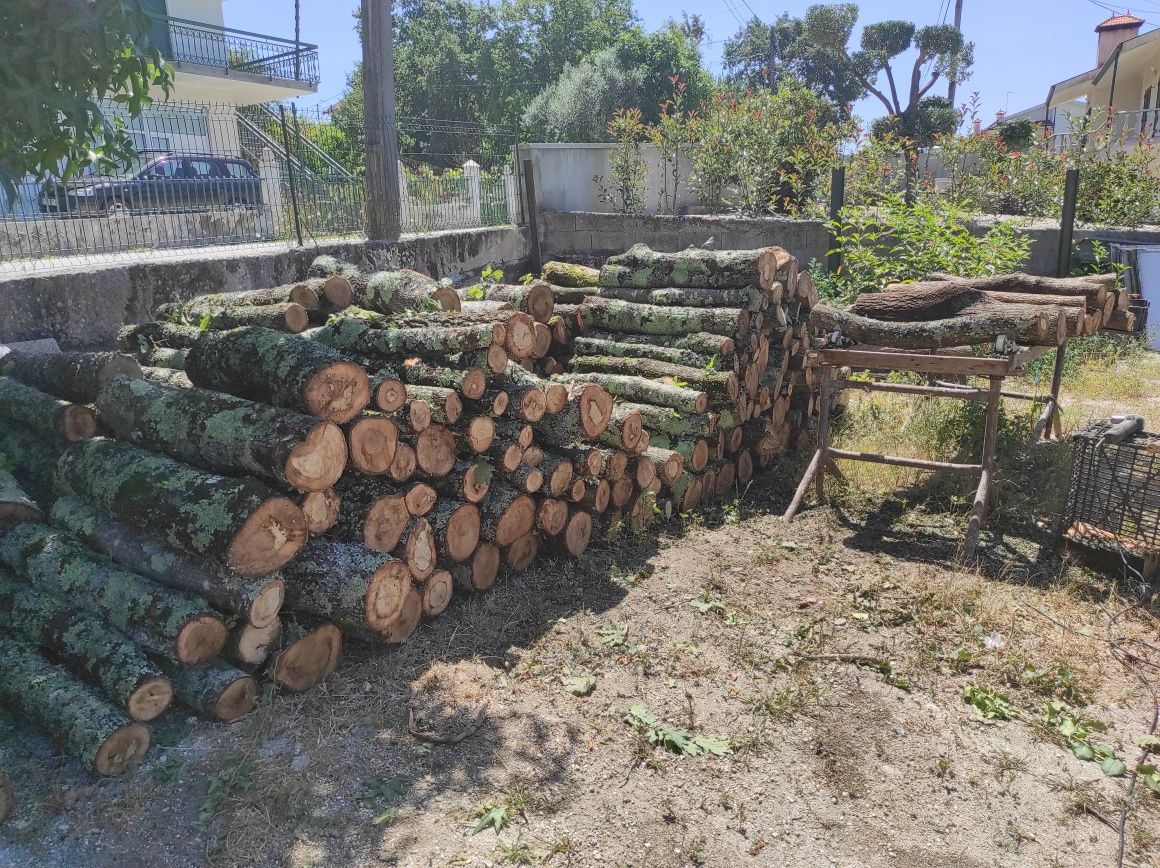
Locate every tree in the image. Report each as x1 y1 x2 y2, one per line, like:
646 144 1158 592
721 12 863 116
0 0 172 195
801 4 974 150
522 24 713 143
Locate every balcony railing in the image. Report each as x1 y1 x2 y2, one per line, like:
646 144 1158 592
1047 108 1160 153
157 16 319 85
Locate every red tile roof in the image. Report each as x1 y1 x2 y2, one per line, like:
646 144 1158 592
1095 12 1145 31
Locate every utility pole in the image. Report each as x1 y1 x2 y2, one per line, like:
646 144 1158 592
362 0 402 241
946 0 965 109
767 23 778 90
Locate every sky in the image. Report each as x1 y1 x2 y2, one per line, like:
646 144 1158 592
223 0 1158 126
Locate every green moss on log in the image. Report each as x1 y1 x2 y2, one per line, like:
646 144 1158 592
569 355 738 404
580 298 748 338
571 336 714 369
542 261 599 287
0 418 61 506
599 244 782 290
0 468 42 524
0 351 141 402
551 372 707 414
117 322 202 353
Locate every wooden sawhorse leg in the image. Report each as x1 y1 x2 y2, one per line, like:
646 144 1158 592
784 365 833 521
963 376 1002 560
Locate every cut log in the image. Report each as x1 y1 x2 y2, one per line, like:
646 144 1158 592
202 302 309 334
535 497 569 536
580 478 611 513
0 522 226 665
429 499 481 563
0 570 172 722
370 370 407 413
345 413 399 475
456 345 509 375
571 336 714 370
495 419 535 450
580 298 748 338
405 385 462 426
49 496 285 629
551 372 708 414
0 639 150 776
0 351 140 403
118 321 202 352
488 438 524 472
97 376 347 492
459 416 496 454
810 303 1054 349
533 383 614 446
357 269 455 313
600 404 645 452
295 488 340 534
507 464 545 494
600 244 785 290
269 622 342 691
523 445 545 466
406 482 438 516
334 478 412 552
543 261 599 288
389 441 418 482
314 319 497 358
225 618 282 670
503 533 540 571
451 542 501 592
421 569 453 617
924 271 1114 302
428 458 492 504
308 254 361 281
477 281 557 323
610 474 636 509
409 425 457 477
586 330 736 359
399 359 486 400
596 449 629 481
597 285 766 311
178 284 323 319
553 509 593 557
532 322 552 358
57 438 307 577
281 540 415 634
0 469 42 525
669 473 703 514
163 660 257 723
633 454 658 489
643 446 685 485
377 585 422 644
139 366 193 389
570 356 738 403
548 444 604 477
132 346 187 369
185 327 370 424
503 383 547 423
397 516 438 580
480 485 536 546
539 454 575 497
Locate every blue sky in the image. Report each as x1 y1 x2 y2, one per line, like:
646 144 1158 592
224 0 1156 126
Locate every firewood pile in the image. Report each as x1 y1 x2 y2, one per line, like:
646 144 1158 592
0 242 820 781
811 272 1127 349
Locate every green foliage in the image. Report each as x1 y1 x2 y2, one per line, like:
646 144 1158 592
995 118 1036 151
0 0 173 197
827 193 1030 298
962 684 1013 720
844 132 908 206
596 622 628 648
594 109 647 214
200 753 255 825
472 801 513 835
1042 702 1125 775
358 776 408 826
689 81 853 216
625 705 732 757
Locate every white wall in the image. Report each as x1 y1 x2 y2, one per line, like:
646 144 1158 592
166 0 225 26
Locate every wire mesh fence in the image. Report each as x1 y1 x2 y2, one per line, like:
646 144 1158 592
1 100 522 272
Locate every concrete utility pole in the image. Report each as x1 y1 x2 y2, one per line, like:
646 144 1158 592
362 0 402 241
946 0 965 109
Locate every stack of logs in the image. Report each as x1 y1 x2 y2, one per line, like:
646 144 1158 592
811 272 1127 349
0 242 821 783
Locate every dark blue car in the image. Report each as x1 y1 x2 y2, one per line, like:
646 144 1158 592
40 152 262 217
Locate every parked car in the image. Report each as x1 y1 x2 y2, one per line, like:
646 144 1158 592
39 152 262 217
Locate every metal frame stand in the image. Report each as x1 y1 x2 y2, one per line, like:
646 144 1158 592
783 348 1016 560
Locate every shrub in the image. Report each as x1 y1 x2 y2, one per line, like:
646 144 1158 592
827 193 1031 299
594 108 647 214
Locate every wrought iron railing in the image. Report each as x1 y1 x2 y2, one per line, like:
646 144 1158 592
159 16 319 85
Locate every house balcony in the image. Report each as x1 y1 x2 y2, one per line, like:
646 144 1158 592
151 15 319 105
1047 108 1160 154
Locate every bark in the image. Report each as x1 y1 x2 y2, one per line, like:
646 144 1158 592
225 618 282 670
405 385 462 425
810 303 1054 349
479 484 535 546
162 660 257 723
396 516 437 580
400 360 486 400
642 446 684 486
268 621 342 691
503 533 539 571
202 302 309 334
294 488 340 534
421 570 453 618
542 261 599 288
185 327 370 424
455 345 509 375
569 356 738 403
474 282 555 323
599 404 644 452
0 419 58 506
649 435 711 472
97 376 348 492
571 335 718 370
134 347 187 369
0 469 41 524
580 298 748 338
0 638 150 777
0 522 226 665
0 571 172 722
117 321 202 352
315 318 497 359
281 540 415 635
506 464 545 494
358 269 455 314
139 366 193 389
668 473 703 514
345 413 398 475
600 243 784 290
333 476 411 552
56 438 307 577
551 372 708 414
309 254 361 281
597 285 765 312
586 330 735 359
428 499 481 563
427 458 492 504
0 351 141 403
450 543 500 592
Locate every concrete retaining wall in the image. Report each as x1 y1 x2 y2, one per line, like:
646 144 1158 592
0 226 530 349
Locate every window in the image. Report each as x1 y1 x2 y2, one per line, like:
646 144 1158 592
223 160 256 179
186 159 217 179
147 158 182 178
1143 87 1153 135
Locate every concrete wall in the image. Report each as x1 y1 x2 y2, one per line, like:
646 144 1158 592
540 211 831 269
967 216 1160 275
0 225 530 349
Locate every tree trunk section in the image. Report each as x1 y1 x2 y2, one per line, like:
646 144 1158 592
450 542 501 592
597 285 765 311
397 516 438 580
552 372 708 413
421 569 453 617
503 533 539 571
570 356 738 403
225 617 283 670
600 243 784 290
268 621 342 691
810 303 1053 348
345 414 398 475
580 298 748 338
0 469 41 525
480 485 536 546
429 499 481 563
118 321 203 352
571 336 715 370
542 261 599 288
586 330 735 359
162 660 257 723
0 351 141 403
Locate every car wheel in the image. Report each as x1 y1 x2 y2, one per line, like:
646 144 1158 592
106 199 131 218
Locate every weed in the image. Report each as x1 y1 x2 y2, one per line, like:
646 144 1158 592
625 705 731 757
199 753 255 825
151 757 187 786
684 835 708 866
596 622 628 649
472 801 514 835
689 592 728 616
1042 702 1125 775
962 684 1014 720
358 776 408 825
1001 656 1088 705
747 684 817 724
494 833 538 865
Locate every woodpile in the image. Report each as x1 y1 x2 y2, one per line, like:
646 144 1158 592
0 244 821 780
812 272 1125 349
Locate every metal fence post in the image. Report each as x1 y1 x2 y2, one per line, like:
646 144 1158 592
522 157 542 275
827 165 846 274
1056 167 1080 278
279 104 304 247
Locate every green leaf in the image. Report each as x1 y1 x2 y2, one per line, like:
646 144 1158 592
1133 734 1160 752
562 675 596 697
1100 757 1127 777
472 804 510 835
1071 742 1094 761
371 808 398 826
691 735 732 756
465 285 485 301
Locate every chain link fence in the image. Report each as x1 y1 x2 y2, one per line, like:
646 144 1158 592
1 100 522 272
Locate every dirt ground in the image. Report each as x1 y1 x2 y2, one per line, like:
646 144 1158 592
2 358 1160 868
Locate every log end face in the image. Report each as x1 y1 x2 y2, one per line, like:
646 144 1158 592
127 677 174 722
304 362 371 424
364 494 411 552
421 570 453 617
286 422 349 490
495 494 536 546
446 504 482 562
63 405 98 442
228 497 309 577
471 543 500 591
94 723 151 777
543 383 568 415
416 426 456 477
284 303 310 334
464 462 491 503
405 483 438 516
563 510 593 557
466 416 496 454
575 383 614 438
273 624 342 691
404 518 437 580
249 578 286 630
215 676 259 722
97 355 144 390
345 417 397 475
322 276 354 308
176 616 229 665
299 489 340 534
379 586 422 644
461 369 487 400
504 533 539 571
366 561 413 631
374 377 406 413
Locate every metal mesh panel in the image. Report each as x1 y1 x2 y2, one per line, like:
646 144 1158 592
1063 420 1160 556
